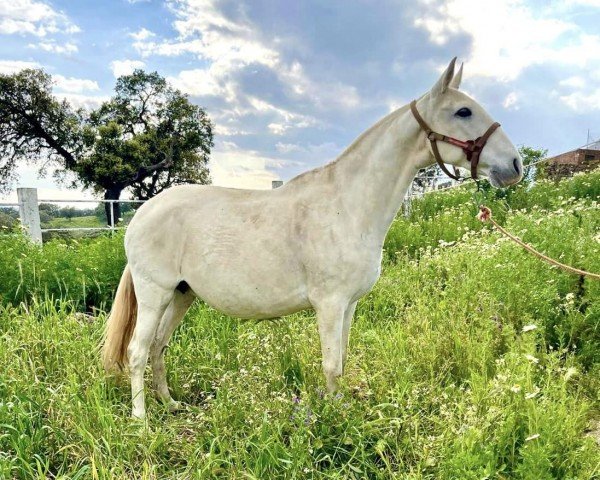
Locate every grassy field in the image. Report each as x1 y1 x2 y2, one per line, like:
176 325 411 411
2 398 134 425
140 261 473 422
0 172 599 478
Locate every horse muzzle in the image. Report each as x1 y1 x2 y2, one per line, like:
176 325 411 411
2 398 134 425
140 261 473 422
488 158 523 187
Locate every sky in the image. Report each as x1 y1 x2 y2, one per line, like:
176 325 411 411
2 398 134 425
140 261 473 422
1 0 599 201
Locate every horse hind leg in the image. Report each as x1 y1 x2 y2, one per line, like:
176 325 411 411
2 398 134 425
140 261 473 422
127 283 173 420
150 289 195 411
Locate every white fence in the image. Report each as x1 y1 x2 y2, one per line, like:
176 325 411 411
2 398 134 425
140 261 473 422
0 188 145 244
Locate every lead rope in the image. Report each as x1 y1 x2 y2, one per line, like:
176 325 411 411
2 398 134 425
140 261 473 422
477 206 600 280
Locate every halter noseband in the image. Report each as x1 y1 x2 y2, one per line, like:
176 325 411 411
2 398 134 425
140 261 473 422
410 100 501 181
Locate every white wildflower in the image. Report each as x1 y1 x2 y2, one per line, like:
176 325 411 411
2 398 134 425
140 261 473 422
525 388 539 400
524 354 539 364
564 367 578 381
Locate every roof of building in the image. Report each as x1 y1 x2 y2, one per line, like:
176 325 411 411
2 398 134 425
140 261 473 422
581 140 600 151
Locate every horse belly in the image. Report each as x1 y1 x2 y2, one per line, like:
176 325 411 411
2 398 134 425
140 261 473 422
183 240 310 319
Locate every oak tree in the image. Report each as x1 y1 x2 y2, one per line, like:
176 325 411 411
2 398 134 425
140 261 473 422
0 69 213 225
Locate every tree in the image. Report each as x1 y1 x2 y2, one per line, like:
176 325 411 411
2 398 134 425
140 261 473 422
518 145 547 182
0 209 17 230
0 69 213 225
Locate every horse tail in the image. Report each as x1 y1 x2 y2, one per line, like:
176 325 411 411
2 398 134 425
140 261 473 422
102 264 138 372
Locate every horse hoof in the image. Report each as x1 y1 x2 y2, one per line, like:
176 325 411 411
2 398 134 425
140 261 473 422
168 400 184 412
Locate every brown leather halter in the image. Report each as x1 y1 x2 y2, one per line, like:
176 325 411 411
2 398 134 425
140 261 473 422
410 100 501 180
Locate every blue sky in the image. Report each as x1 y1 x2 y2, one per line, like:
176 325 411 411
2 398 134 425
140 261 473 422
1 0 599 199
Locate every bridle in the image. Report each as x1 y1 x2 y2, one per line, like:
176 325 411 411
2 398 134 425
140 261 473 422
410 100 501 181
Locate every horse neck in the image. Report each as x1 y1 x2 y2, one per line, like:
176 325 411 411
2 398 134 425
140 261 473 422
331 105 428 240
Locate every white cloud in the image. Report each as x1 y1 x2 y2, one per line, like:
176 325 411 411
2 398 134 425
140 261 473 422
557 69 600 111
275 142 304 154
414 0 600 81
132 0 358 142
0 59 40 74
565 0 600 5
129 27 155 41
0 0 79 37
559 76 586 89
29 41 78 54
110 59 145 78
559 90 600 112
167 67 226 97
56 93 108 110
53 75 99 93
502 92 519 110
213 124 249 136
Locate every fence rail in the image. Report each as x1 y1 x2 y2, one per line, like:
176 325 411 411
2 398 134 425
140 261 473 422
1 189 147 244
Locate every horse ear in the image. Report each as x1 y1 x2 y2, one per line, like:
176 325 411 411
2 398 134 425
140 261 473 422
430 57 457 98
449 62 463 90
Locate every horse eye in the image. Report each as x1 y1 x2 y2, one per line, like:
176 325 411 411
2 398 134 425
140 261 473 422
455 107 472 118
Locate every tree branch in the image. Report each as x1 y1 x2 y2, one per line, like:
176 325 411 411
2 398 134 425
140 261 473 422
129 142 174 184
19 108 78 169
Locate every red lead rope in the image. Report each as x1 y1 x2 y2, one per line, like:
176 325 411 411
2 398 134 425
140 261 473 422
478 206 600 280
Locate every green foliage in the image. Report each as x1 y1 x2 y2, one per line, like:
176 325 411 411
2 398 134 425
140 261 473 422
0 209 17 229
0 169 598 478
79 70 213 199
519 145 547 183
0 232 126 310
0 69 81 192
386 168 600 261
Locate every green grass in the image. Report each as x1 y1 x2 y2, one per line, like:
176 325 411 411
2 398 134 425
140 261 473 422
0 171 599 478
43 215 105 229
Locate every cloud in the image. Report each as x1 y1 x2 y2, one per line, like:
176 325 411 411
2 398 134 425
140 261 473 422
0 0 80 37
167 67 227 97
28 41 78 54
414 0 600 81
559 76 586 89
132 0 359 140
0 59 40 74
53 75 100 93
555 68 600 112
110 59 145 78
275 142 304 154
129 27 155 41
55 93 108 111
559 90 600 112
502 92 519 110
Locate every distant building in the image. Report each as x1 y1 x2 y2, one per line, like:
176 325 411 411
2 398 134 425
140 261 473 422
544 140 600 178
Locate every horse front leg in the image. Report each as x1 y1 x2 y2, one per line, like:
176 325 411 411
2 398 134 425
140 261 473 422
342 301 357 374
315 299 346 393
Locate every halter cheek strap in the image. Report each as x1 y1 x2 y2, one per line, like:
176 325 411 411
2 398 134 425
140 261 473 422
410 100 501 180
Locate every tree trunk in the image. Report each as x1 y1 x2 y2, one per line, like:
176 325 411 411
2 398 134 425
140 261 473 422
104 187 123 227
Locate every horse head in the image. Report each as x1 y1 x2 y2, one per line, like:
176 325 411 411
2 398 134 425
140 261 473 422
415 58 523 187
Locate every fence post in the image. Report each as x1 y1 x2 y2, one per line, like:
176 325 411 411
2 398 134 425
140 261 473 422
17 187 42 244
109 200 115 232
272 180 283 189
403 184 412 218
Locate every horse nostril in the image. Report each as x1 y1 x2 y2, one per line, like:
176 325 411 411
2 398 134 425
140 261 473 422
513 158 520 175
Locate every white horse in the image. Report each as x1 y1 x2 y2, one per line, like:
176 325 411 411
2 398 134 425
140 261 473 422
102 58 523 419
